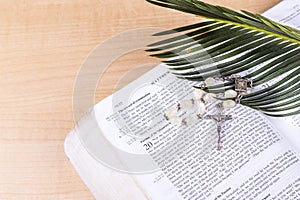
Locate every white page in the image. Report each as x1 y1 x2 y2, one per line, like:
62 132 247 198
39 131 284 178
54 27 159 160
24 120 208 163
92 63 300 200
264 0 300 29
93 65 189 200
263 0 300 151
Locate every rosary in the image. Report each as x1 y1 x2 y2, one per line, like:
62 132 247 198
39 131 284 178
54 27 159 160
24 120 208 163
164 75 253 150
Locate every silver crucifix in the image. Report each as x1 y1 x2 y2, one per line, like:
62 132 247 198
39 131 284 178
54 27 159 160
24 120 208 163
203 104 232 150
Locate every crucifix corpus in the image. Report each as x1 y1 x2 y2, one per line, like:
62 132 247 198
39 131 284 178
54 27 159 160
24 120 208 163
203 104 232 150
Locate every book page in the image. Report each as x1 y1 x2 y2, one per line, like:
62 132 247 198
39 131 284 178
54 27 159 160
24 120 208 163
288 116 300 127
92 63 300 200
263 0 300 30
263 0 300 151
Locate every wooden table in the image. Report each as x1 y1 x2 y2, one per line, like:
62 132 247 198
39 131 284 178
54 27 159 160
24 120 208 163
0 0 282 199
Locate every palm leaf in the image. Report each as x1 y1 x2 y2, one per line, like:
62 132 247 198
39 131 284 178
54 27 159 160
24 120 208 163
145 0 300 117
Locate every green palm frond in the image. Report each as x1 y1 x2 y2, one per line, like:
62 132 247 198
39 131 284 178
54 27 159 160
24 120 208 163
145 0 300 117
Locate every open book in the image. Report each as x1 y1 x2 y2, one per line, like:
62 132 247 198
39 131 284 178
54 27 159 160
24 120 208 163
65 1 300 199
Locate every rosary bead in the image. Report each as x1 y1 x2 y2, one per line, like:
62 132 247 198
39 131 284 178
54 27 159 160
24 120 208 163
247 88 253 94
196 102 206 115
222 100 236 109
224 89 238 98
185 114 199 125
169 116 182 126
165 107 178 119
205 77 216 87
203 93 217 103
180 99 194 109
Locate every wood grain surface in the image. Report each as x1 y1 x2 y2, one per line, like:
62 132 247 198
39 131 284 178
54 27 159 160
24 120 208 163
0 0 282 199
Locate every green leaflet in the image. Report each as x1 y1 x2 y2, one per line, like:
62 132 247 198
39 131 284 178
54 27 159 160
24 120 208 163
145 0 300 116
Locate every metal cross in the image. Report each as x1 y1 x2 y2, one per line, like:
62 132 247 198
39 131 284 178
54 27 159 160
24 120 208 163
203 104 232 150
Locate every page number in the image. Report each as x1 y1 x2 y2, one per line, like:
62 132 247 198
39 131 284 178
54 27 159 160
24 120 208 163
143 142 153 151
